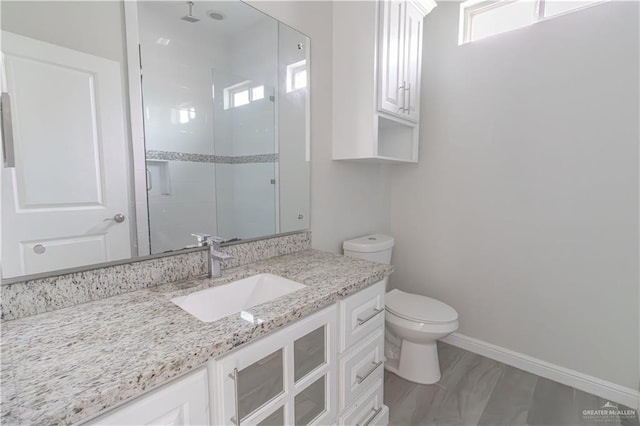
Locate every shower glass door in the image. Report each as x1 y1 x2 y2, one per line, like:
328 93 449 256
212 67 277 240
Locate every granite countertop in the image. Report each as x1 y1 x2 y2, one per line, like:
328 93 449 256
1 249 392 425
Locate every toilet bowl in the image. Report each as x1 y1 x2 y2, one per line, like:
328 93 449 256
342 234 459 385
385 289 458 384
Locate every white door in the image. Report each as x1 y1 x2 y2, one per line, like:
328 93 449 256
403 1 424 123
1 31 132 278
377 0 406 118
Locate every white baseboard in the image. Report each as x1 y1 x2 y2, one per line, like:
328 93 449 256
441 332 640 410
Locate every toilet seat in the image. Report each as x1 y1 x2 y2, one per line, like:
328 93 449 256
386 289 458 324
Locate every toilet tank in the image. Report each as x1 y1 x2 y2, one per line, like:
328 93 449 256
343 234 394 265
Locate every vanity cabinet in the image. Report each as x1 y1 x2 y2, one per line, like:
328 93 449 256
84 368 210 425
81 281 387 426
332 0 435 163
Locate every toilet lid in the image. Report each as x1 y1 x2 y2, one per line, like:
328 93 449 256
385 289 458 324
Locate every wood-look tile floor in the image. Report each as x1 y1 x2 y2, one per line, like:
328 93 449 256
384 343 639 426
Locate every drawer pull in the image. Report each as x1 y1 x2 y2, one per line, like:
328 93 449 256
357 308 384 326
358 407 383 426
229 368 240 425
356 360 383 384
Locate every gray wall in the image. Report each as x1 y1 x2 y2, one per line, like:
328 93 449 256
248 1 391 253
1 1 126 63
389 1 639 389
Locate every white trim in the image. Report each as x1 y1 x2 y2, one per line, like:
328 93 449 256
458 0 610 45
441 332 640 410
123 0 150 257
407 0 437 17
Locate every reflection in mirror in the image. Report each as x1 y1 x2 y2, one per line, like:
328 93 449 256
212 71 277 241
137 0 310 254
0 0 310 280
1 1 134 279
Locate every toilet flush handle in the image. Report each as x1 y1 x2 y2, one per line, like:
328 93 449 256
357 307 384 326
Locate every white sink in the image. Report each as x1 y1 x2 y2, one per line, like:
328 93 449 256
171 273 306 323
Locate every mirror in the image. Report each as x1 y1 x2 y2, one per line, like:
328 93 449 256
0 0 310 281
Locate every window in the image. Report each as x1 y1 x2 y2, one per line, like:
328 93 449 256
223 81 266 109
459 0 607 44
286 60 308 93
251 85 264 101
233 89 250 107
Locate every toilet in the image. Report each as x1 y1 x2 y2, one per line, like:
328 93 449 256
343 234 459 385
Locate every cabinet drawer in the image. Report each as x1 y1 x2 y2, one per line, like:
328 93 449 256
339 280 385 352
363 404 389 426
338 382 387 426
339 328 384 410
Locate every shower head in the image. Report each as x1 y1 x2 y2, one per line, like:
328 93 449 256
181 1 200 23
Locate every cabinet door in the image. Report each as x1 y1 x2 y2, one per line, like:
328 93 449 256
378 0 406 118
85 368 210 426
403 1 424 122
213 305 337 425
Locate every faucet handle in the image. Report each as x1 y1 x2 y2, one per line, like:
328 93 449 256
210 249 233 260
204 235 226 250
206 236 225 244
191 233 212 247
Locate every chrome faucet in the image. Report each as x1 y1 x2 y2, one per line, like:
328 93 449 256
191 233 233 278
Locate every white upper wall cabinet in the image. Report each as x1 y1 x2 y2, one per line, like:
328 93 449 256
378 0 424 123
332 0 435 163
401 2 426 122
378 0 406 118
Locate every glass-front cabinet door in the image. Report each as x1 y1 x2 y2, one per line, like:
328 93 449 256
236 349 284 421
212 306 337 425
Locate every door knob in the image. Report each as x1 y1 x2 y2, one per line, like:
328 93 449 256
104 213 125 223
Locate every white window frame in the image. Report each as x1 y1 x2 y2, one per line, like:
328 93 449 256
286 60 308 93
459 0 609 45
223 80 266 110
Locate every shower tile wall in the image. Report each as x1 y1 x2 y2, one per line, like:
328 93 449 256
147 161 217 252
215 163 276 239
